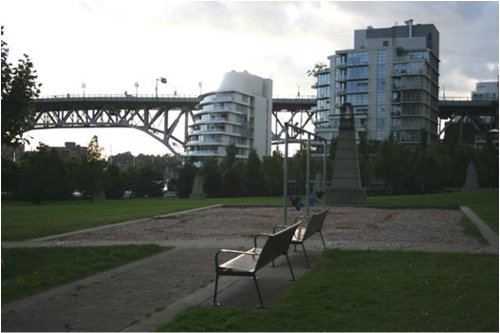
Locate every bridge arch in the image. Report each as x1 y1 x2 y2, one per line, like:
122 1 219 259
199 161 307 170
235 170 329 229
32 95 198 156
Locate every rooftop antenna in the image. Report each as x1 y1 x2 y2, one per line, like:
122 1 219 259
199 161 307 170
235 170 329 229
405 19 414 38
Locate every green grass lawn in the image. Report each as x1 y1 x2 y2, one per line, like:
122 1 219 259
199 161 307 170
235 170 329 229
158 250 499 332
367 189 499 233
1 245 168 304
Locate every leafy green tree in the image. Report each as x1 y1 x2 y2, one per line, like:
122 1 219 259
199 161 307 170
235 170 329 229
357 133 370 187
1 26 41 146
306 61 328 76
475 148 499 188
87 135 103 162
450 142 477 187
289 148 307 196
262 149 283 196
133 166 163 197
103 164 125 199
18 144 67 203
110 151 135 169
176 161 196 198
222 144 243 197
135 153 168 176
1 156 20 196
81 135 106 201
327 138 337 183
369 140 413 194
424 143 455 189
202 157 223 197
223 144 238 171
121 166 139 194
243 149 265 196
63 156 86 194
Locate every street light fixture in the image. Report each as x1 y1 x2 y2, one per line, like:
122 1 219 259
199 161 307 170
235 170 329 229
156 77 167 98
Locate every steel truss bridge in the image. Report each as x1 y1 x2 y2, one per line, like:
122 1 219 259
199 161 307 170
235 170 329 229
32 95 498 155
438 98 499 137
32 95 317 156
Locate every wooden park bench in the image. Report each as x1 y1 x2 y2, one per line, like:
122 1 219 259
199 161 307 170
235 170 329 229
274 208 329 268
213 221 302 308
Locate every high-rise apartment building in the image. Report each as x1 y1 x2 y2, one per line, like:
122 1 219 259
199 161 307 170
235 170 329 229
186 71 272 159
472 81 499 101
313 20 440 145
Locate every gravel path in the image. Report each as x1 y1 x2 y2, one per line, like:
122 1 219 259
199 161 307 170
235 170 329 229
28 206 496 253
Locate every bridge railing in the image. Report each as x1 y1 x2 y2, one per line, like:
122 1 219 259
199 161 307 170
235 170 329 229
439 96 472 101
38 94 200 100
38 94 475 102
38 94 317 101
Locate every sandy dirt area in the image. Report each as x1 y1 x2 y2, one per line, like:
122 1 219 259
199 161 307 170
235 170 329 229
48 206 487 251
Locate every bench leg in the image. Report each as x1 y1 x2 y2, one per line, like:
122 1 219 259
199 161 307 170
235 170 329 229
319 231 327 251
252 274 265 309
212 273 220 306
285 254 295 281
301 243 311 268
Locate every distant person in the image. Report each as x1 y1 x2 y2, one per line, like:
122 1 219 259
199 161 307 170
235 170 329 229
310 193 318 206
289 196 304 211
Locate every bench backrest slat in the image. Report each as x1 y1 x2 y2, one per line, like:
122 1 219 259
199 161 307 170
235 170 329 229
303 209 329 239
255 221 301 271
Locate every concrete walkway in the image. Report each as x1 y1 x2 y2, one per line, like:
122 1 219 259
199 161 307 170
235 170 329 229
2 242 319 332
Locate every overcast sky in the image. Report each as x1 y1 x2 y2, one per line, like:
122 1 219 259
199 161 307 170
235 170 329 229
2 1 498 156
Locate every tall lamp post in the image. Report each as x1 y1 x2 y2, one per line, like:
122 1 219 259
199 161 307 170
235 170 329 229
135 82 139 96
156 77 167 98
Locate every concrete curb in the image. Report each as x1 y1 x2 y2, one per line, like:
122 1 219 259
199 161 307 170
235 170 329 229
460 205 498 247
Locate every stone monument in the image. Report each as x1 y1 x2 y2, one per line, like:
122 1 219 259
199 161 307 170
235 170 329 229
462 160 479 192
189 173 205 199
325 103 366 204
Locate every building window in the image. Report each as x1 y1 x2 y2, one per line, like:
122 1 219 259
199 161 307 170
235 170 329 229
377 49 387 64
318 86 330 98
346 94 368 105
346 66 368 80
346 80 368 93
347 51 369 66
317 73 330 85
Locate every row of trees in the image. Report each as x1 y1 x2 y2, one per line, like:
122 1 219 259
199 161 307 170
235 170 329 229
172 137 497 199
364 137 498 194
175 145 283 198
2 134 497 203
1 136 168 203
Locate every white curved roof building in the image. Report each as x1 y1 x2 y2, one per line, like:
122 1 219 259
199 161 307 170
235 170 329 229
186 71 272 159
